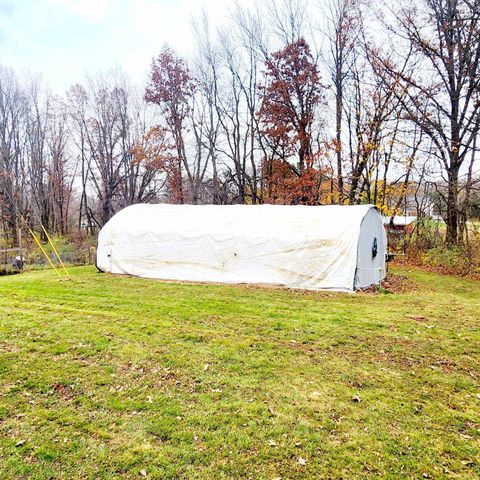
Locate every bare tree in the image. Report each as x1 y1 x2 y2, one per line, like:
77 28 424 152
0 68 28 244
192 13 223 203
345 42 413 206
26 80 51 237
324 0 361 201
47 96 75 235
378 0 480 244
66 84 95 233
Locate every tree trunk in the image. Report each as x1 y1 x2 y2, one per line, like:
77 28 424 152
335 72 343 201
445 164 459 245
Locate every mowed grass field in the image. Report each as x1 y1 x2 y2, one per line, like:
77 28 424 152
0 267 479 479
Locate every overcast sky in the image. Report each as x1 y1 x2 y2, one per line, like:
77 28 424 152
0 0 237 91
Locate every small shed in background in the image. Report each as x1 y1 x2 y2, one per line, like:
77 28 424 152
383 215 417 251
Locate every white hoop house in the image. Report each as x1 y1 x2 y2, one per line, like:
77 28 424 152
96 204 387 291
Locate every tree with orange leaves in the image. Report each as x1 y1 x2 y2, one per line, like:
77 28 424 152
130 126 182 203
145 47 196 204
258 38 322 176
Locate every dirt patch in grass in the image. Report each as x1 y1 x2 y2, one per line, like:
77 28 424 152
359 273 417 294
115 362 200 395
405 314 430 322
52 383 76 400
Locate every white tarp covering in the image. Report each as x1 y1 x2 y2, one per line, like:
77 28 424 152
96 204 387 291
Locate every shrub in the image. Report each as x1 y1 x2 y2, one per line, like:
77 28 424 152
24 235 97 269
421 245 473 274
403 222 480 277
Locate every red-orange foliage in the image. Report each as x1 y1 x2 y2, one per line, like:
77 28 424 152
144 47 196 203
258 38 322 175
263 149 333 205
130 126 183 203
144 48 196 121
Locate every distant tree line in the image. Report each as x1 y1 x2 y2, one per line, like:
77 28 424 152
0 0 479 246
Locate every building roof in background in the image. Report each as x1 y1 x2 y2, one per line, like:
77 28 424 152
383 216 417 226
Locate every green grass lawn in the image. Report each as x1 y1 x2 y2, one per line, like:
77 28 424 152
0 267 479 479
